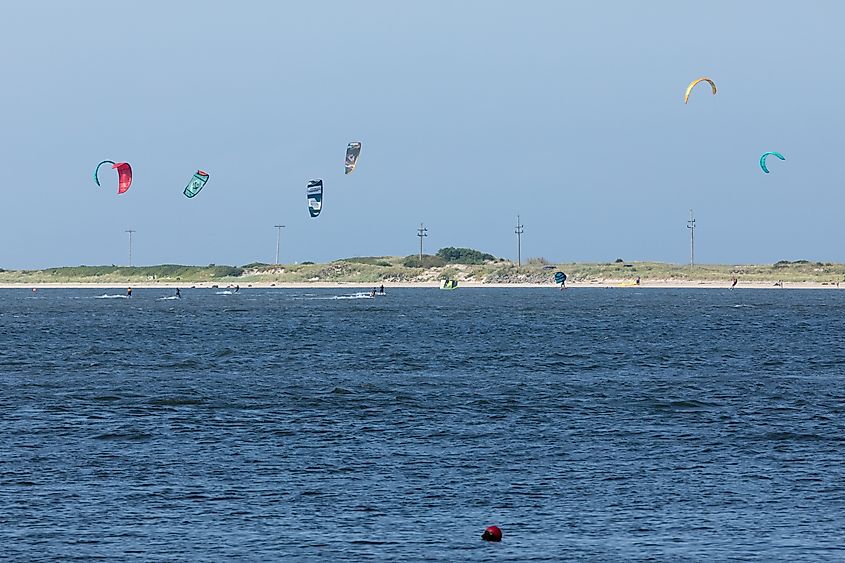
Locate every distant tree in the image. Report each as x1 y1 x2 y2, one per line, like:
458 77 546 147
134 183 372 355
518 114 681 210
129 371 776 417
436 247 495 264
614 258 624 263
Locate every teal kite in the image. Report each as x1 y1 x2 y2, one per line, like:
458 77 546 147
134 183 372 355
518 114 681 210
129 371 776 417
760 152 785 174
184 170 210 198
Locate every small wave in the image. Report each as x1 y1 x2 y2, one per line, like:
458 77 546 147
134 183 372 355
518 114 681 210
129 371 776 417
93 431 153 441
158 296 181 301
302 293 375 300
158 358 201 369
760 431 841 442
150 396 204 406
216 291 234 295
338 293 375 300
652 399 719 412
94 294 129 299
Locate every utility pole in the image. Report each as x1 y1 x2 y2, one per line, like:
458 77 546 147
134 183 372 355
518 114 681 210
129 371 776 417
125 229 136 267
687 209 696 267
274 225 285 265
514 214 524 268
417 223 428 262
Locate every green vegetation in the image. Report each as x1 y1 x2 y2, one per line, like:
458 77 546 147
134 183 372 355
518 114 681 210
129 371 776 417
338 256 394 267
402 254 446 268
1 259 844 285
435 247 496 265
0 264 244 284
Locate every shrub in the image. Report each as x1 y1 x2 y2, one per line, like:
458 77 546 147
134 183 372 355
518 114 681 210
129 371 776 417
435 247 495 264
209 266 244 278
339 256 393 266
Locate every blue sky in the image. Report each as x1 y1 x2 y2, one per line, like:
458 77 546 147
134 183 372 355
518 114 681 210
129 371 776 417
0 1 842 268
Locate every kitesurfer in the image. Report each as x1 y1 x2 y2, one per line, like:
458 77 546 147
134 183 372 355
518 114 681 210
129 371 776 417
176 288 181 298
731 278 738 289
234 285 240 293
371 289 377 297
127 287 132 298
379 284 384 294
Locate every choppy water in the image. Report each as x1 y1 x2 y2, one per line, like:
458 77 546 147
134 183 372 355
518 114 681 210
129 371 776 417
1 287 844 561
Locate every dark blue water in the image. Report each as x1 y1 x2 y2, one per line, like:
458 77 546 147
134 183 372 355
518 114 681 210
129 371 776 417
1 287 844 561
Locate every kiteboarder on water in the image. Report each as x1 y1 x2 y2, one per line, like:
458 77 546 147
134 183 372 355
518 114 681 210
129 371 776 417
730 278 738 289
176 288 181 298
127 287 132 298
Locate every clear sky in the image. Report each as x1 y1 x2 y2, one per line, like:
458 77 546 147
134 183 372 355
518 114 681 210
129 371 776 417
1 1 842 268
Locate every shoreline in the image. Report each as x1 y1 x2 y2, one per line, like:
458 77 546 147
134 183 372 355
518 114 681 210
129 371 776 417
4 280 841 290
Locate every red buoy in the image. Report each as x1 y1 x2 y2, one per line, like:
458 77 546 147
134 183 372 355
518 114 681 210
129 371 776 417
481 525 502 542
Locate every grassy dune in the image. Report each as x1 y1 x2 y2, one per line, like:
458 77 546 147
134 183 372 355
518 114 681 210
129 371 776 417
1 258 844 285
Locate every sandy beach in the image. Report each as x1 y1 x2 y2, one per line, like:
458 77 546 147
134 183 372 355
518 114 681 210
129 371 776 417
3 280 841 290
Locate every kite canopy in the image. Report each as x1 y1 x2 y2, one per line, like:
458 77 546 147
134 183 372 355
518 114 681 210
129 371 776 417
759 152 785 174
307 179 323 217
345 142 362 174
113 163 133 194
684 77 717 104
184 170 210 198
554 271 567 284
94 160 132 194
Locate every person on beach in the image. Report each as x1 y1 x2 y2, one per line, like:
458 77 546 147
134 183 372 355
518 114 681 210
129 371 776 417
636 276 641 285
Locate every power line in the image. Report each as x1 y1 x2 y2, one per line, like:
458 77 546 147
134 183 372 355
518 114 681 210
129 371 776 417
687 209 696 267
274 225 286 265
417 223 428 262
125 229 136 267
514 214 524 268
